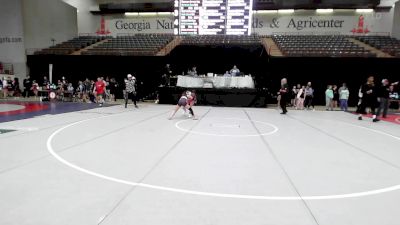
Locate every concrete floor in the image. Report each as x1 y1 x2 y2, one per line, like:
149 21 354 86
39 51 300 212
0 103 400 225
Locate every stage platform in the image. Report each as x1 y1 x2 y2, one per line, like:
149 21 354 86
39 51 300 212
158 87 268 107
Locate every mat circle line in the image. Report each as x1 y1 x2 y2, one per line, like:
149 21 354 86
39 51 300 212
175 117 279 137
46 114 400 200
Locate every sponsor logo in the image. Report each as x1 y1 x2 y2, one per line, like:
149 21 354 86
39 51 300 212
351 15 370 34
96 16 111 35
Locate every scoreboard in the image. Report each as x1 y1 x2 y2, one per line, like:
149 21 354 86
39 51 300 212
174 0 200 35
199 0 226 35
174 0 252 35
226 0 252 35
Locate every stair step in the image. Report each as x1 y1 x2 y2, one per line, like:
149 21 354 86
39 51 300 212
263 38 284 56
71 39 110 55
347 38 393 58
156 37 182 56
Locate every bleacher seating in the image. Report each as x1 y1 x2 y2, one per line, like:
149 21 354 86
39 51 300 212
273 35 376 57
35 36 107 55
354 36 400 57
181 35 261 46
32 34 398 58
82 34 174 56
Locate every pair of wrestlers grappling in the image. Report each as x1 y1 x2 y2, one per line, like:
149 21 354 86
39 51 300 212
169 90 197 120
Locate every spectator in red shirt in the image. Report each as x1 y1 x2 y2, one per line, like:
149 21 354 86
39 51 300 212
94 77 106 106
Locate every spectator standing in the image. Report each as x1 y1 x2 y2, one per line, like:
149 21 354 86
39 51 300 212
83 78 91 102
2 77 8 98
31 80 39 98
291 85 297 107
67 83 74 92
13 78 21 97
23 75 31 97
94 77 106 106
332 85 339 109
105 77 110 101
102 76 107 100
296 86 305 110
42 76 49 90
278 78 289 114
163 64 173 86
304 82 314 110
109 78 118 102
374 79 391 122
7 77 14 97
89 80 96 103
62 77 68 92
357 76 378 121
77 81 84 102
339 83 350 112
293 84 301 108
325 85 334 111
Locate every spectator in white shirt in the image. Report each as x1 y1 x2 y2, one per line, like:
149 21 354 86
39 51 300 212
296 86 305 110
2 77 8 98
339 83 350 111
67 83 74 92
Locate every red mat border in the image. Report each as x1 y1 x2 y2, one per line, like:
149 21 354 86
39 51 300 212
0 102 49 116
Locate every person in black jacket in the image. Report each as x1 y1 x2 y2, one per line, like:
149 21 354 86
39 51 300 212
373 79 391 122
23 75 31 97
278 78 289 114
109 78 118 102
357 76 378 121
161 64 173 86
